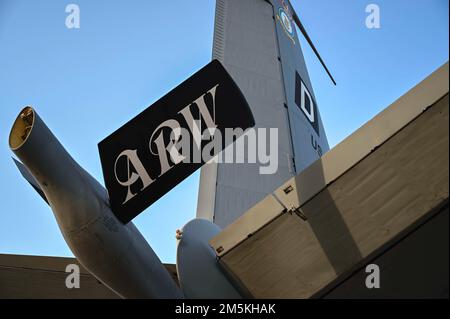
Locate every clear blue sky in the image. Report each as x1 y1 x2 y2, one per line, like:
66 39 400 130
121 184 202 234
0 0 448 263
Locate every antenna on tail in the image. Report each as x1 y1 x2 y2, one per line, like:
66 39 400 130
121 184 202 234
290 5 337 85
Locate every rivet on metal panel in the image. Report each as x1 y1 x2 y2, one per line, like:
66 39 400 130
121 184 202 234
283 185 294 194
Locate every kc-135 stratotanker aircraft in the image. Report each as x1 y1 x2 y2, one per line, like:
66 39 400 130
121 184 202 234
9 0 333 298
7 0 449 299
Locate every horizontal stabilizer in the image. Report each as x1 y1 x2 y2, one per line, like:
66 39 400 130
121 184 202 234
12 157 49 205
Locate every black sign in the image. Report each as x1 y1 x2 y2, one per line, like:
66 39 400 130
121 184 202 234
295 71 320 136
98 60 255 223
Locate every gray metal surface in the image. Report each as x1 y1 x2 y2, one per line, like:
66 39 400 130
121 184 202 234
9 107 183 299
210 81 449 298
210 63 449 260
0 254 181 299
198 0 317 228
0 254 119 299
275 62 449 213
323 205 449 299
176 219 242 299
271 0 329 172
210 62 448 257
12 158 48 204
210 194 285 258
